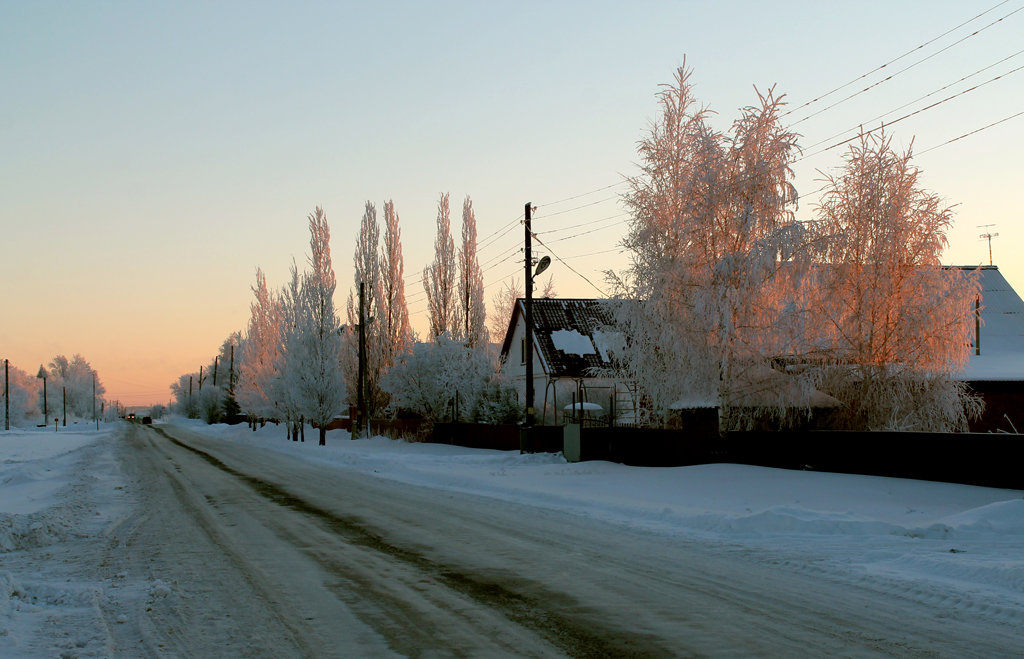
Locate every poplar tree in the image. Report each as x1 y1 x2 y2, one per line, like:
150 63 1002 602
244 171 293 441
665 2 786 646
457 195 488 347
344 201 388 416
380 199 412 364
423 193 457 339
289 207 346 445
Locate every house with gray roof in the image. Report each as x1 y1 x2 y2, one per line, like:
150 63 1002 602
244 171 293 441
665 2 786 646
498 298 634 425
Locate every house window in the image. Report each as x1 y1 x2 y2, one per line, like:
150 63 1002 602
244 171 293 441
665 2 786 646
520 338 526 365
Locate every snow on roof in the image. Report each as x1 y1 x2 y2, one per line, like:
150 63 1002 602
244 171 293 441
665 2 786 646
500 298 616 377
551 329 596 356
956 267 1024 382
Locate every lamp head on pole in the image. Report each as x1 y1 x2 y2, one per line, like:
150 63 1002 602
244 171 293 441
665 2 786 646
533 255 551 280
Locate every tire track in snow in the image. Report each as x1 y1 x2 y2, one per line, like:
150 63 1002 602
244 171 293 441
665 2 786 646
152 425 662 657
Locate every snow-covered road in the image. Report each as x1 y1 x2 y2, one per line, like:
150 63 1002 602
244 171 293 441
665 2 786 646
3 421 1023 656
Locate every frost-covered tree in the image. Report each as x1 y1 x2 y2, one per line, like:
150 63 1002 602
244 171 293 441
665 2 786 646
380 199 413 364
609 62 802 428
2 363 41 427
48 354 105 419
194 332 242 424
380 333 498 422
237 268 283 421
423 193 457 339
805 131 981 430
457 195 488 347
287 207 346 445
272 260 303 437
170 372 200 419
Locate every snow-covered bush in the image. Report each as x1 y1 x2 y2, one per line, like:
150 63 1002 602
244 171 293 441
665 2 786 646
197 386 224 424
812 366 981 432
471 376 521 424
380 333 496 422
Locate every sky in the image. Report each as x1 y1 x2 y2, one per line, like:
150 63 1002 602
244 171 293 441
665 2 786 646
2 1 1021 406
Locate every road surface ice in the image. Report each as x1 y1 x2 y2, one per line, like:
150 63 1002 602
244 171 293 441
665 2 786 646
1 420 1022 656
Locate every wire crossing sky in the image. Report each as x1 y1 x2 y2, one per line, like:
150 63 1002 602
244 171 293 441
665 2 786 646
2 1 1021 405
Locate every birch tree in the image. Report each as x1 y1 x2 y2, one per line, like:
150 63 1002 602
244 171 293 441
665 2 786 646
806 131 981 430
609 62 803 429
457 195 488 347
423 193 457 339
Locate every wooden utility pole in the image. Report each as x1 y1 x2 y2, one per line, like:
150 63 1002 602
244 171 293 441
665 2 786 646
62 385 66 427
93 372 97 431
198 365 203 391
213 356 218 387
4 359 9 431
229 345 235 395
524 202 535 436
357 282 367 439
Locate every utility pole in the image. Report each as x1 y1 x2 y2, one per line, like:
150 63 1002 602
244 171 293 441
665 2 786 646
523 202 535 446
4 359 9 431
62 385 66 427
188 375 193 415
357 281 367 439
93 372 97 431
198 365 203 392
213 356 218 387
229 345 235 395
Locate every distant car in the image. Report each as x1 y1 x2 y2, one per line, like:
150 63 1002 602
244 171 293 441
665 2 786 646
142 416 153 425
127 413 136 421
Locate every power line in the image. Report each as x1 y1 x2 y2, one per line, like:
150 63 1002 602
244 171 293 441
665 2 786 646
793 63 1024 162
536 211 630 236
533 235 607 297
534 179 631 207
917 110 1024 155
542 216 631 245
533 194 620 219
782 0 1016 121
801 48 1024 152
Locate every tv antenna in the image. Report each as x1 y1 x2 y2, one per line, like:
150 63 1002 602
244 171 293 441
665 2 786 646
978 224 998 266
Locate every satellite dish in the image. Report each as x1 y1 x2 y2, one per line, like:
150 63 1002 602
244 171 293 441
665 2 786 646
534 255 551 278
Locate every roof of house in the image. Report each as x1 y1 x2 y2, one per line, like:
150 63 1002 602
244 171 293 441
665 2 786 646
956 266 1024 381
499 298 617 378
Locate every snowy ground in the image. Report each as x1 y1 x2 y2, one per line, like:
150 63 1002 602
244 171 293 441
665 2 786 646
2 419 1023 655
194 419 1024 613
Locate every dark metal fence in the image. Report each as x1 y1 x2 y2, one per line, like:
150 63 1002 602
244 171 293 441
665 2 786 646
579 426 1024 490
